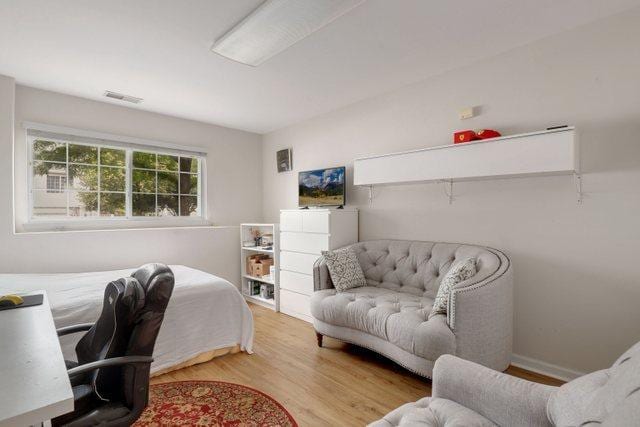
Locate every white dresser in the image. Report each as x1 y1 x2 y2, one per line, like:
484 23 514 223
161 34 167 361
279 208 358 322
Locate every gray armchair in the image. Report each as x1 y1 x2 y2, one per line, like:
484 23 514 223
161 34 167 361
370 340 640 426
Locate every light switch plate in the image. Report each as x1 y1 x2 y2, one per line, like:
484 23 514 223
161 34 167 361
459 107 476 120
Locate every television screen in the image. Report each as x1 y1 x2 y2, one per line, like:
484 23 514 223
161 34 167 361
298 167 346 207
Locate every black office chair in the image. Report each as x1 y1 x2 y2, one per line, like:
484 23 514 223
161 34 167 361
52 263 174 427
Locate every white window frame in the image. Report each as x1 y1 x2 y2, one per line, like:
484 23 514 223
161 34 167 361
24 122 210 231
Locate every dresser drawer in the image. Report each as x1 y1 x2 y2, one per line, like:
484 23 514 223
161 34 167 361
280 251 321 275
280 289 311 322
280 211 303 232
280 232 329 254
280 270 314 296
302 211 330 233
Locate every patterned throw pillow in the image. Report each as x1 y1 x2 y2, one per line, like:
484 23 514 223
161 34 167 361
429 258 477 319
322 248 367 292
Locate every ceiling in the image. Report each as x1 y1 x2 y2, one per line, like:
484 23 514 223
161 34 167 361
1 0 638 134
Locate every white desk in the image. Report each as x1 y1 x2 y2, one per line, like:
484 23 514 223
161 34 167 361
0 291 74 427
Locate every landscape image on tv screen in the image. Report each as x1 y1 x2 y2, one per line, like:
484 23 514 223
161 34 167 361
299 167 345 207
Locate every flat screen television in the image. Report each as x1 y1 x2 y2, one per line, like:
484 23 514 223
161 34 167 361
298 166 346 207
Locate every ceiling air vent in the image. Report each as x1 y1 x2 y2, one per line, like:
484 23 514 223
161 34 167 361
104 91 143 104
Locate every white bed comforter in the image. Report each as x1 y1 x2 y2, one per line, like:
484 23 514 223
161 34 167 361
0 265 253 373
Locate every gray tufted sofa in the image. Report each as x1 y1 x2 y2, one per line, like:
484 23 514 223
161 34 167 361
311 240 513 378
370 340 640 426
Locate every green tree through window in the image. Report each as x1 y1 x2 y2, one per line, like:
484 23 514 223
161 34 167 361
31 139 200 219
131 151 199 216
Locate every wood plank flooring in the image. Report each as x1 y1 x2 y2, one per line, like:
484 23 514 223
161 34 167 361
152 303 563 426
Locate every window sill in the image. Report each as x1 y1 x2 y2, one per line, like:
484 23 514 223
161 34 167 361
18 217 216 234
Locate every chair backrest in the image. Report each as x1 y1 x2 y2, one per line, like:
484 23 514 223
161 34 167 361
75 276 145 401
128 263 174 356
347 240 502 299
74 263 174 407
124 263 175 408
547 341 640 425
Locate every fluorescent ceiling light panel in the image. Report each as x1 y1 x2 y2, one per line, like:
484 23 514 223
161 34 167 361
212 0 366 66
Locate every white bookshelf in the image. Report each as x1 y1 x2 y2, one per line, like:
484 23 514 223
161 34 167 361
240 223 279 311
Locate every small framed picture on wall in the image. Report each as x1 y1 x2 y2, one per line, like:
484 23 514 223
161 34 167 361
277 148 292 173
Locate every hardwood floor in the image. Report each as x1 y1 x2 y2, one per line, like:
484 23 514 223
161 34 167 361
152 303 563 426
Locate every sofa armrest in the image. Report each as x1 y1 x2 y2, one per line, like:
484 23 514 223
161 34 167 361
433 355 555 427
313 256 334 291
447 249 514 371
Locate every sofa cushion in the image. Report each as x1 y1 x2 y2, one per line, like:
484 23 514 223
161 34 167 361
322 247 367 292
368 397 497 427
547 341 640 426
350 241 500 299
429 258 476 319
311 287 456 360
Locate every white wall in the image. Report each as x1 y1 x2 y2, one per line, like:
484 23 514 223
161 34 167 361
0 81 263 287
262 9 640 375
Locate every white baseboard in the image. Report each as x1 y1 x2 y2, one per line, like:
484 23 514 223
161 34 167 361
511 353 586 382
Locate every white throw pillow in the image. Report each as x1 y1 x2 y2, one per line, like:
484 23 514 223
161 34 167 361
429 258 477 319
322 248 367 292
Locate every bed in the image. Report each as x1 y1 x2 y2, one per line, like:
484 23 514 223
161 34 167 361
0 265 254 375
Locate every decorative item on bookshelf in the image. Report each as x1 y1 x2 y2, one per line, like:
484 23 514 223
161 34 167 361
261 233 274 246
476 129 501 139
453 130 479 144
247 254 274 277
453 129 501 144
260 284 274 300
246 280 261 296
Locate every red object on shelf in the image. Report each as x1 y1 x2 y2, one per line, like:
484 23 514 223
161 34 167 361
476 129 502 140
453 130 479 144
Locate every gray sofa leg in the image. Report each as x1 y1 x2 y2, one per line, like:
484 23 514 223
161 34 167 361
316 332 323 347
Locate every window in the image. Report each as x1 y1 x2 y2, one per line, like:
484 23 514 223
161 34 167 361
131 151 199 217
29 132 204 222
46 174 66 193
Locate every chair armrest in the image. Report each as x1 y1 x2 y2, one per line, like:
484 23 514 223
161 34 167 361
313 256 335 291
57 323 94 337
447 249 514 371
67 356 154 377
433 355 555 427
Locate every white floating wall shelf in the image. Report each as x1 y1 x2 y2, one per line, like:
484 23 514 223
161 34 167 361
353 127 580 204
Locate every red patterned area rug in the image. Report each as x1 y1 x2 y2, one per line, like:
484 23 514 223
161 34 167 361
134 380 298 426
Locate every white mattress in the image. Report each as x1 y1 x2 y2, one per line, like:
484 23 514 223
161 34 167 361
0 265 254 374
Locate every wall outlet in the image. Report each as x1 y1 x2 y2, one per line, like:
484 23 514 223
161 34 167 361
459 106 476 120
